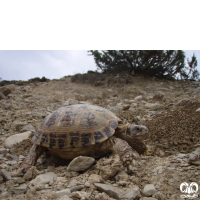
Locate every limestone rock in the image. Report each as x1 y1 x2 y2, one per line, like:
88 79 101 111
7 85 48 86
15 121 28 131
115 170 129 182
68 179 78 187
70 185 85 192
30 172 57 186
196 108 200 112
0 92 7 100
3 87 12 96
56 189 71 197
145 103 162 110
70 191 90 200
67 156 95 171
88 174 102 184
188 150 200 165
4 131 32 149
1 169 11 181
143 184 156 197
11 183 27 194
94 183 140 199
23 166 37 181
134 95 143 101
20 124 35 133
123 104 131 110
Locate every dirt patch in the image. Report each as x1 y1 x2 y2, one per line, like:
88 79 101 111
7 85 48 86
145 99 200 156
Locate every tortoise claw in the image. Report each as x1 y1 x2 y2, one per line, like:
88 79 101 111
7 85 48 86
141 147 149 157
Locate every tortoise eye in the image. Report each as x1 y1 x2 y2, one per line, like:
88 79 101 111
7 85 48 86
136 127 140 131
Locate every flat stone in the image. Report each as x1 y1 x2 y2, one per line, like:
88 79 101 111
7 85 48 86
30 172 57 186
20 124 35 133
4 131 32 149
15 121 28 131
11 183 27 194
134 95 143 101
94 183 140 199
88 174 102 184
67 156 95 172
68 179 77 187
0 92 7 100
145 103 162 110
140 197 158 200
56 189 71 197
1 169 11 181
143 184 156 197
70 185 85 192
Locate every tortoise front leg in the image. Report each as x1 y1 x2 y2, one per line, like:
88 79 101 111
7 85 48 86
112 137 140 171
20 144 45 173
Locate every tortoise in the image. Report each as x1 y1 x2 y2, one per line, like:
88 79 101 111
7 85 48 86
20 104 148 173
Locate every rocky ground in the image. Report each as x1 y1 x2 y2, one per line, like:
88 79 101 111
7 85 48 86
0 73 200 200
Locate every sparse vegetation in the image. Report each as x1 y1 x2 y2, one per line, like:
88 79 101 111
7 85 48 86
89 50 199 80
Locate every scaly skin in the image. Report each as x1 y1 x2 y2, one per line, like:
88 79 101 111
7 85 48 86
112 137 140 171
20 144 45 173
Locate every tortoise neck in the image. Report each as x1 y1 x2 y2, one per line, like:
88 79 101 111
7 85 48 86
115 122 130 139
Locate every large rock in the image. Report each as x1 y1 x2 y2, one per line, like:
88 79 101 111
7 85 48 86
94 183 140 199
30 172 57 186
67 156 95 171
4 131 32 149
142 184 156 197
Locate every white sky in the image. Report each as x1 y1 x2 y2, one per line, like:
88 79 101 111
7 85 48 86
0 50 199 81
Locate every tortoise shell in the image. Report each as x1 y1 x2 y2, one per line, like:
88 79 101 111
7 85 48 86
32 104 121 149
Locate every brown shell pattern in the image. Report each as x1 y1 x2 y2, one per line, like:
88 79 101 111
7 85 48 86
32 104 121 149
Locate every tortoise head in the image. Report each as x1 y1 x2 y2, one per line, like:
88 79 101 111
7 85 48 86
126 124 148 141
